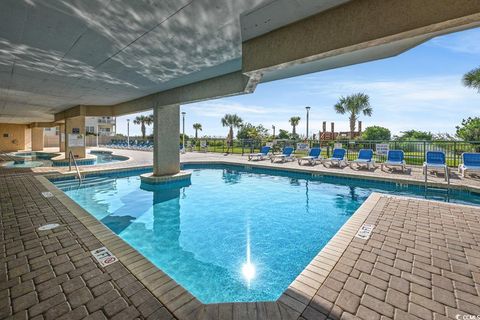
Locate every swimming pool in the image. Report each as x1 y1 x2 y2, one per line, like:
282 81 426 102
52 164 480 303
3 150 127 168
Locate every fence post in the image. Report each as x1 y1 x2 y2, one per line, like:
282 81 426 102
454 141 457 167
423 141 427 164
241 140 244 156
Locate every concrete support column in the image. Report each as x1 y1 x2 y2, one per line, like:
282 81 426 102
153 104 180 176
59 124 65 152
65 116 86 158
31 127 44 151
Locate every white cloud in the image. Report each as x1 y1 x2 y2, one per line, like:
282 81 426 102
429 28 480 54
187 101 270 118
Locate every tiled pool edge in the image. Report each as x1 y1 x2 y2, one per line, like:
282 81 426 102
34 172 385 320
277 193 382 316
35 175 202 320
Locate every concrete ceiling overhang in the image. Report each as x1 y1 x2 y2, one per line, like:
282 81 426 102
0 0 347 124
1 0 480 124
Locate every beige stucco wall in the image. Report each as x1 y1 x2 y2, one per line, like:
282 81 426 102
0 124 28 152
31 127 44 151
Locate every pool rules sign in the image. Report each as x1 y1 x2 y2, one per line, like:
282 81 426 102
91 247 118 267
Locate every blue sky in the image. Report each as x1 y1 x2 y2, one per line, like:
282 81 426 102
117 27 480 138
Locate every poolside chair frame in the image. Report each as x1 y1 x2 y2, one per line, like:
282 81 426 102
349 149 375 171
322 158 347 168
271 154 295 163
458 152 480 178
298 148 322 166
381 162 406 173
270 147 295 163
423 151 449 182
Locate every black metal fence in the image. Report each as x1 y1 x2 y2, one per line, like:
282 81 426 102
187 138 480 167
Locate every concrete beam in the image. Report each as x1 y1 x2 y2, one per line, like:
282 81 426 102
29 122 58 128
242 0 480 76
54 105 115 122
113 71 259 115
53 71 260 120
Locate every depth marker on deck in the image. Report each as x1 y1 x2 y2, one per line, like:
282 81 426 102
91 247 118 267
41 191 54 198
355 223 375 240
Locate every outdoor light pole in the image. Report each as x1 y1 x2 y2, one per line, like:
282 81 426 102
272 125 276 139
127 119 130 147
181 111 186 150
305 106 311 139
96 124 99 147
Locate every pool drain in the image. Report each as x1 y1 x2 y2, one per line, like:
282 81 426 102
38 223 60 231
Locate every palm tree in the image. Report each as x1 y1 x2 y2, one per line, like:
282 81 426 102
221 113 243 142
334 93 372 138
289 116 301 136
463 67 480 92
133 114 153 139
192 123 202 139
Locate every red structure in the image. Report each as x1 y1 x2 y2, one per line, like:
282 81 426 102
319 121 363 141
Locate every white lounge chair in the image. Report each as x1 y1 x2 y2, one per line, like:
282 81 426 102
248 146 271 161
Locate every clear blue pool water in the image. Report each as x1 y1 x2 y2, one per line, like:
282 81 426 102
52 165 480 303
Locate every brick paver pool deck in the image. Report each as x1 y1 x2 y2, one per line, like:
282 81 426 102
1 149 480 319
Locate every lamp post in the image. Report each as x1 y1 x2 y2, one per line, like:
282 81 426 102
127 119 130 147
272 125 276 139
181 111 186 150
305 106 311 139
96 123 99 147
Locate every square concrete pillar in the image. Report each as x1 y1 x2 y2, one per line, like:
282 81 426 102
31 127 44 151
153 104 180 176
59 124 65 152
65 116 86 159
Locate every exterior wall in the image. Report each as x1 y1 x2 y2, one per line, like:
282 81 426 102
0 124 29 152
43 127 59 137
85 116 116 136
44 135 60 147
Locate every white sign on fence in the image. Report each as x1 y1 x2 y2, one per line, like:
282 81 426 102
68 134 85 147
296 143 309 151
376 143 389 155
91 247 118 267
334 143 343 150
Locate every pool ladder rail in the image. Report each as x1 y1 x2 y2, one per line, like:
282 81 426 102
0 151 24 164
423 164 450 200
68 150 83 185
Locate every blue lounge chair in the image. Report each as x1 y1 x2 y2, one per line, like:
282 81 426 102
423 151 448 181
298 147 322 166
458 152 480 178
350 149 375 170
248 146 271 161
381 150 406 172
323 148 347 167
271 146 294 163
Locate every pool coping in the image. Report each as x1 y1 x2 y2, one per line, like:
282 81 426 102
34 160 396 319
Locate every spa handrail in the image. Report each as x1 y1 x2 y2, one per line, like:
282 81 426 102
68 150 83 184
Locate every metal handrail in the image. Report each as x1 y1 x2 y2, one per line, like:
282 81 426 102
68 150 83 184
0 151 21 163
